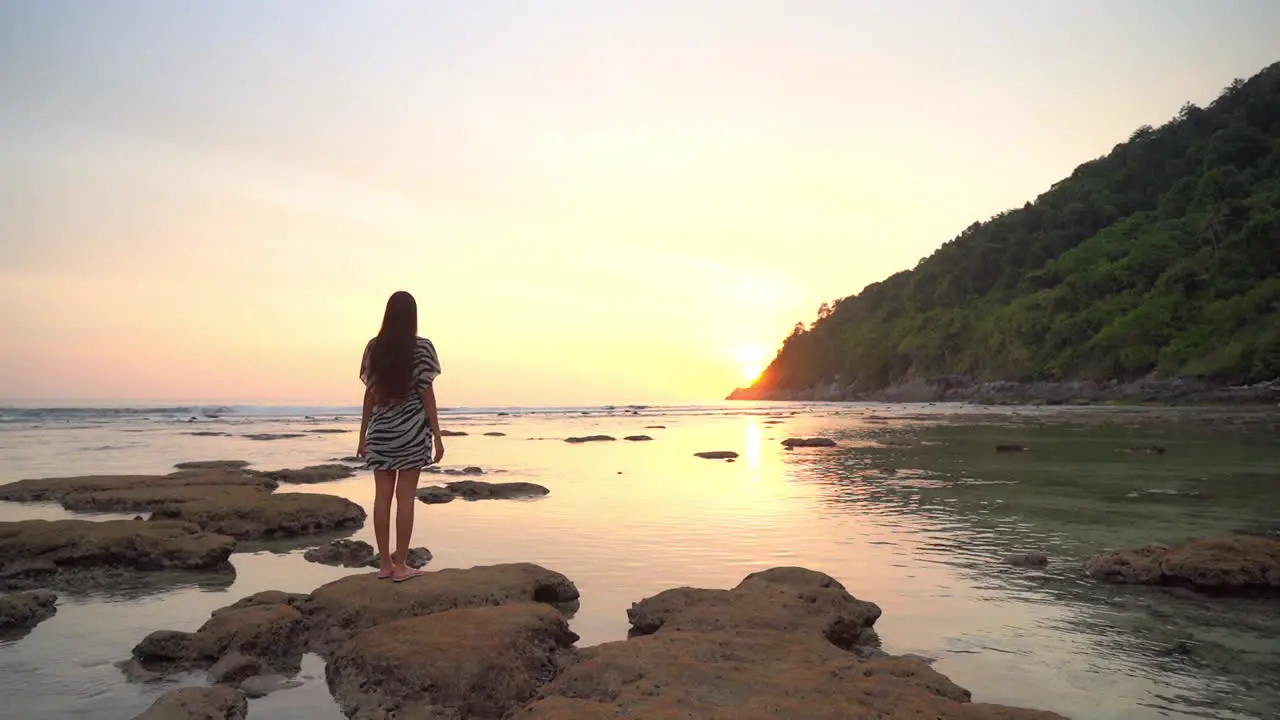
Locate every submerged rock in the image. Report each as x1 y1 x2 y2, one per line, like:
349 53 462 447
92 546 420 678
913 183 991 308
416 486 456 504
303 539 376 568
0 520 235 591
519 566 1064 719
694 451 739 460
1005 552 1050 568
995 444 1029 453
239 673 300 698
416 481 550 504
368 547 432 570
132 686 247 720
242 433 306 441
483 431 507 436
624 435 654 442
781 437 838 447
326 604 578 719
0 589 57 636
564 435 616 443
644 425 667 429
173 460 251 471
440 430 468 437
1085 536 1280 594
447 480 549 500
261 464 355 484
1120 445 1167 455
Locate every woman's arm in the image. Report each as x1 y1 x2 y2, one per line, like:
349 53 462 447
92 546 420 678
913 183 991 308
422 384 444 463
357 386 373 455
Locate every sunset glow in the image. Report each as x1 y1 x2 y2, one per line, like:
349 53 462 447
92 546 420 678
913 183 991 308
2 2 1275 405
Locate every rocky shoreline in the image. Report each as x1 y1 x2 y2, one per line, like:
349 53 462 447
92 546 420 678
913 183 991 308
5 451 1277 718
728 375 1280 406
127 564 1066 720
0 461 366 592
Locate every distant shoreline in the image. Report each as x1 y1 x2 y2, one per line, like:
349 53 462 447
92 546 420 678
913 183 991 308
728 375 1280 407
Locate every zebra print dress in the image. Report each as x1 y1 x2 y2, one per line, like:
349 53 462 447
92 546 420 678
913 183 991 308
359 336 442 471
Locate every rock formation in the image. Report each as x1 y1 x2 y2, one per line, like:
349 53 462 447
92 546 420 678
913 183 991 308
1085 536 1280 594
0 519 235 591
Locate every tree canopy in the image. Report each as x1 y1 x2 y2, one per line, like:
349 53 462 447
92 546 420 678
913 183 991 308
748 62 1280 396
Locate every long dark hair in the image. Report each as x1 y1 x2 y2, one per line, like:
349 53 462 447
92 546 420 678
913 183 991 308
368 290 417 404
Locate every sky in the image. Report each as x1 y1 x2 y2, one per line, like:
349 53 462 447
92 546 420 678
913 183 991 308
1 1 1277 406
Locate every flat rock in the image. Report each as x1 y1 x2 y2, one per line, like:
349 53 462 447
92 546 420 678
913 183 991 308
327 604 577 718
440 430 468 437
520 566 1063 720
461 466 485 475
694 451 738 460
1085 536 1280 594
173 460 251 471
0 520 235 591
623 435 653 442
644 425 667 429
0 469 365 543
564 435 616 443
0 589 57 636
483 432 507 437
132 686 247 720
148 493 366 540
130 601 305 679
0 470 276 507
781 437 838 448
185 431 231 437
262 464 355 484
304 539 377 568
305 563 580 651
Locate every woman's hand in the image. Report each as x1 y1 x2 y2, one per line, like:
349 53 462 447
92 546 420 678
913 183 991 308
356 439 367 457
433 434 445 464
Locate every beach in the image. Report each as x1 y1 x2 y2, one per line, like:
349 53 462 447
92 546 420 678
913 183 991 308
0 401 1277 719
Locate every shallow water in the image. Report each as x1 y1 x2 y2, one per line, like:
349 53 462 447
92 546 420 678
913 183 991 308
0 402 1277 719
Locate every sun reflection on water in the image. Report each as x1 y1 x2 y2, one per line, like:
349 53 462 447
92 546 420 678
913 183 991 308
744 417 762 471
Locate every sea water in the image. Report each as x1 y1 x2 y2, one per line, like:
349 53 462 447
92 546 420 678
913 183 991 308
0 401 1276 719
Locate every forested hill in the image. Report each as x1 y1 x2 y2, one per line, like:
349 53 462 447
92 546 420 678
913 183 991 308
733 62 1280 401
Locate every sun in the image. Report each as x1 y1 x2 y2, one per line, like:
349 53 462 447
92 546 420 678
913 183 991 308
733 346 770 385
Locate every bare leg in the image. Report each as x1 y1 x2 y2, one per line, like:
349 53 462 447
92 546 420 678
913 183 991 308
373 470 395 576
392 468 422 576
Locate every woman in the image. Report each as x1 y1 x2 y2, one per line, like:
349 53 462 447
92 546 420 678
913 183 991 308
357 290 444 582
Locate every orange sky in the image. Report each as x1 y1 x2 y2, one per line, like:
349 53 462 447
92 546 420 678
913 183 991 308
2 2 1276 405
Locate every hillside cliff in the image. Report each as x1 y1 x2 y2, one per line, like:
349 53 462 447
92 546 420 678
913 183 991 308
731 62 1280 404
